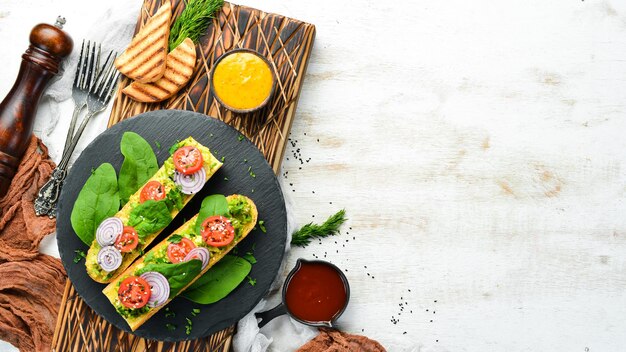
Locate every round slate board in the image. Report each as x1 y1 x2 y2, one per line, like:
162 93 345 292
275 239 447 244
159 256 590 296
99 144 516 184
56 110 287 341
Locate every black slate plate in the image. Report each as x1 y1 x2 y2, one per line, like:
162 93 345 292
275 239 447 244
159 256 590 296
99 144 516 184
56 110 287 341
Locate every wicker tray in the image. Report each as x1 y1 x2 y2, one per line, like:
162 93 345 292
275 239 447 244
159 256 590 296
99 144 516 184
51 1 315 350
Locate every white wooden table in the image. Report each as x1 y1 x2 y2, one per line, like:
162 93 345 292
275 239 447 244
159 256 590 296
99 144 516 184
2 0 626 351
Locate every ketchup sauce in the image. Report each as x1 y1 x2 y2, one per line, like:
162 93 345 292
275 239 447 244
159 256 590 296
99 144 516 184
285 261 347 323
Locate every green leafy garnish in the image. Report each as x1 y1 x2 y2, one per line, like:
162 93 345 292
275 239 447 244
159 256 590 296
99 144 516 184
168 141 181 155
191 308 201 316
169 0 224 51
70 163 120 245
164 186 185 212
291 209 347 247
127 200 172 238
168 234 183 243
247 276 257 286
182 255 252 304
195 194 229 234
155 141 161 149
137 260 202 298
238 135 244 141
185 318 193 335
118 132 159 204
242 252 256 264
258 220 266 233
73 250 86 264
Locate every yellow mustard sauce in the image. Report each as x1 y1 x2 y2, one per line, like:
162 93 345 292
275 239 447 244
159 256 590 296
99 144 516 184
212 52 273 110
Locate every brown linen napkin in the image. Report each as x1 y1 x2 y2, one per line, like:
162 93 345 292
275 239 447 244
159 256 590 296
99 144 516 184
0 136 56 262
296 328 387 352
0 136 66 352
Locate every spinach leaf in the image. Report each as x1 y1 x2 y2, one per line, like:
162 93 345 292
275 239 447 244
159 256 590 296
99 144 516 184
194 194 229 234
137 260 202 298
164 186 184 212
70 163 120 245
181 256 252 304
118 132 158 204
127 200 172 238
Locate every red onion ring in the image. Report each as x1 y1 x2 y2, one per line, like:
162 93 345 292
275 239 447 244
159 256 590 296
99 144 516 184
97 246 122 272
96 217 123 247
139 271 170 307
184 247 210 270
174 167 206 195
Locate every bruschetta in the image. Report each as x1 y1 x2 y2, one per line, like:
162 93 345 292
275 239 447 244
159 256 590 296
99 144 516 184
85 137 221 283
102 194 257 330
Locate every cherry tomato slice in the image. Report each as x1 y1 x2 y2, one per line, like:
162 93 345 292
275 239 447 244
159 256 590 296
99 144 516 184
140 180 166 203
166 237 196 263
114 226 139 253
118 276 151 309
173 146 204 175
201 216 235 247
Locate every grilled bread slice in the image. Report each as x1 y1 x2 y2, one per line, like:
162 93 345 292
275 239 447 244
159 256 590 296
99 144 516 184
103 195 258 331
121 37 196 103
115 0 172 83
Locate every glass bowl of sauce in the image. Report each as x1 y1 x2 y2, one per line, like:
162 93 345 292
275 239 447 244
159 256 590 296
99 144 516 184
210 49 275 113
256 259 350 328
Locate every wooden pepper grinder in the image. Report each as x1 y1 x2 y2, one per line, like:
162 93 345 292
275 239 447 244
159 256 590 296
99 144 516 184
0 17 73 197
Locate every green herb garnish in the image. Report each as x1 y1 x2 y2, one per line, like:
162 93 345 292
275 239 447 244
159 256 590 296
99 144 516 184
191 308 201 316
155 141 161 149
291 209 347 247
185 318 193 335
73 250 86 264
166 323 177 331
168 234 183 243
258 220 266 233
165 307 176 318
169 0 224 51
242 252 256 264
238 135 244 141
247 276 257 286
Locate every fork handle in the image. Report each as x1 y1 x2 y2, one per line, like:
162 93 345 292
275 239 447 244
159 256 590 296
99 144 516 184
58 111 95 170
61 104 84 156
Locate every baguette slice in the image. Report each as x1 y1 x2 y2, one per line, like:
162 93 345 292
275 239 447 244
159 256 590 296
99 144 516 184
115 0 171 83
103 195 258 331
122 37 196 103
85 137 222 283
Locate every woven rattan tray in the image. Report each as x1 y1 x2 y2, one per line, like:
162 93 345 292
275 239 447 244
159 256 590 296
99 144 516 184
51 1 315 350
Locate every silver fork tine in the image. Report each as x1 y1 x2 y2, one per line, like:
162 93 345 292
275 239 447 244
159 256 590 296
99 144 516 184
84 42 98 91
72 40 85 88
96 57 117 98
58 50 118 170
104 71 120 103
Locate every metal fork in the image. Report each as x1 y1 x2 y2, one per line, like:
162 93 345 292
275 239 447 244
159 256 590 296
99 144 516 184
63 40 100 156
35 49 119 218
57 51 119 171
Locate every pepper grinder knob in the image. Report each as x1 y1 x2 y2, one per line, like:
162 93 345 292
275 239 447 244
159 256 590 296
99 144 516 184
0 17 73 197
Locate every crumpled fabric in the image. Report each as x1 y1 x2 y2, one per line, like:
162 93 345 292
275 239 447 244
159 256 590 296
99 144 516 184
0 136 56 262
0 254 66 352
0 136 67 352
296 328 386 352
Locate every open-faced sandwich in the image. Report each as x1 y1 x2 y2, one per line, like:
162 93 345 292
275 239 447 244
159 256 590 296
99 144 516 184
102 194 257 330
85 137 221 283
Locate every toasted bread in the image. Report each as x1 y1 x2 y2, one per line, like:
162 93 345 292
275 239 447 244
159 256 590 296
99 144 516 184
103 195 258 331
121 37 196 103
85 137 222 283
115 0 172 83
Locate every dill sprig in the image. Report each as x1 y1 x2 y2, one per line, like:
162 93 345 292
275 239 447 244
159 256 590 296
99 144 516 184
169 0 224 51
291 210 347 247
